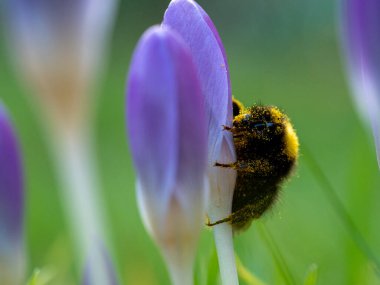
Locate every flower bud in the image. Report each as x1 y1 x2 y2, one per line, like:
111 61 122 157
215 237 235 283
127 26 208 284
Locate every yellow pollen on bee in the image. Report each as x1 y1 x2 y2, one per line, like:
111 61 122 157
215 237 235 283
233 113 248 123
283 121 299 159
269 107 284 124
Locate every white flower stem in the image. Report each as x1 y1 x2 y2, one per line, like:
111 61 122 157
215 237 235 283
52 129 109 284
207 155 239 285
213 223 239 285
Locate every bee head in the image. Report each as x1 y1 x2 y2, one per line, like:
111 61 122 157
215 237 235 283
234 106 287 140
232 104 299 160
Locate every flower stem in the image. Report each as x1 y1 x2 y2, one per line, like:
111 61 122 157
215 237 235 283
213 223 239 285
207 153 239 285
52 129 109 283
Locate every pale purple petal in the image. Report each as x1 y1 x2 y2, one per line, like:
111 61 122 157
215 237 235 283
127 26 207 204
341 0 380 166
5 0 117 62
163 0 234 164
163 2 238 282
127 26 208 282
0 103 24 245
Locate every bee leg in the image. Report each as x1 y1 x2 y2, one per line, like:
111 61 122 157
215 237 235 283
206 216 231 227
215 161 253 171
218 160 262 173
222 125 245 139
214 162 239 169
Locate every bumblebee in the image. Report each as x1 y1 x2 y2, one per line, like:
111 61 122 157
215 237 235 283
208 98 299 231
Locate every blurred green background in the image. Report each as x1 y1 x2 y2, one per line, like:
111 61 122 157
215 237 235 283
1 0 380 284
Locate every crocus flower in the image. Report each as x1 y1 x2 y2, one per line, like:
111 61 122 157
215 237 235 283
4 1 118 281
127 26 208 285
163 1 238 284
340 0 380 168
0 103 25 285
82 242 119 285
5 0 117 132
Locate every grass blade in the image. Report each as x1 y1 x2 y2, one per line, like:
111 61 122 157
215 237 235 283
303 264 318 285
236 255 267 285
302 145 380 276
257 223 296 285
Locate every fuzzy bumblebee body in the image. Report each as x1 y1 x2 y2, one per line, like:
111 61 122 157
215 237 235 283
210 99 299 230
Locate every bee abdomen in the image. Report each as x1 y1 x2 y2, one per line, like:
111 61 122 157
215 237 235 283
230 172 282 230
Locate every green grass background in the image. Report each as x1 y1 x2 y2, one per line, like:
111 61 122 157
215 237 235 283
1 0 380 284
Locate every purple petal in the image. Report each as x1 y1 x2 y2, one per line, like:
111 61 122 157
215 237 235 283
341 0 380 166
163 0 234 164
127 26 207 203
0 103 24 245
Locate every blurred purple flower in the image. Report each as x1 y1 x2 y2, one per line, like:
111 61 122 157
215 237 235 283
163 1 238 284
5 2 117 282
82 242 118 285
5 0 117 129
127 26 208 284
341 0 380 167
0 103 25 284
